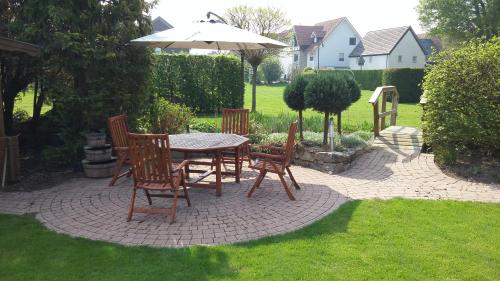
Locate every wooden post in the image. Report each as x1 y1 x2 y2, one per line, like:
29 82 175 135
373 101 379 137
380 91 387 130
390 89 399 126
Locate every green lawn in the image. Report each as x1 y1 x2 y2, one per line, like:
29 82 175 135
1 199 498 280
199 83 422 130
14 89 51 116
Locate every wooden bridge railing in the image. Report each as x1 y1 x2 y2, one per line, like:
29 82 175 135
369 86 399 137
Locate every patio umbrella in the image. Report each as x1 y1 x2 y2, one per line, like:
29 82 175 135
130 20 288 50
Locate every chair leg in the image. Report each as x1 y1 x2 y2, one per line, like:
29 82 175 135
127 188 137 222
182 177 191 207
109 155 126 186
278 173 296 201
286 167 301 190
247 170 267 198
144 190 152 205
170 188 179 224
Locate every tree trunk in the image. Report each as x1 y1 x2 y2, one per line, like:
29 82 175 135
240 52 245 107
323 111 329 145
298 110 303 140
3 94 15 135
337 112 342 135
251 64 258 112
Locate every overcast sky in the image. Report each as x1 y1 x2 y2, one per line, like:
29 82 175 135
151 0 424 36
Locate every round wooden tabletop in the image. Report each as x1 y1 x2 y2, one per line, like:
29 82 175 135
169 133 248 152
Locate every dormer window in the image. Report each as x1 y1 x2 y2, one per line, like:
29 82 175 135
313 36 317 43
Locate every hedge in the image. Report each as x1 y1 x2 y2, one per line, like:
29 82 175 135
350 70 383 90
382 68 425 103
421 38 500 165
151 54 243 113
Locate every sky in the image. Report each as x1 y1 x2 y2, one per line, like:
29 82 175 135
151 0 424 36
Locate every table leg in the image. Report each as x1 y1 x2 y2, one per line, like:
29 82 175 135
235 146 240 183
184 151 190 179
215 150 222 196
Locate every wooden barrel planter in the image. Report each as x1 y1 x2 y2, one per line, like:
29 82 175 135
84 144 112 162
81 158 117 178
82 133 117 178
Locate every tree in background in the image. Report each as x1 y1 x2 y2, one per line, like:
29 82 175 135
7 0 154 164
417 0 498 44
305 72 361 144
283 73 311 140
225 6 291 112
260 57 283 84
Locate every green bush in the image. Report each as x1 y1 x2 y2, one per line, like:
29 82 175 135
422 37 500 165
260 57 282 84
382 68 424 103
190 120 218 133
149 98 194 134
316 69 383 91
351 70 383 90
152 54 243 113
341 134 368 148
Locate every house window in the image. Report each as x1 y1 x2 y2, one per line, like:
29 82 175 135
294 54 298 62
349 37 356 45
398 55 402 63
369 56 373 63
310 56 314 61
339 53 344 62
412 56 417 63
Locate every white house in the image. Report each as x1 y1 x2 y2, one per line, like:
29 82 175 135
291 17 361 70
349 26 427 70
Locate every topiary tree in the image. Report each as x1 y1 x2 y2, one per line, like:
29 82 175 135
261 57 283 84
305 72 361 144
283 73 311 140
422 37 500 165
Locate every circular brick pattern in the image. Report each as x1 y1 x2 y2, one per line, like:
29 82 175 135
34 169 345 247
1 148 499 247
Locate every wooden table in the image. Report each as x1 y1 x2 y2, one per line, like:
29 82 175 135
169 133 249 196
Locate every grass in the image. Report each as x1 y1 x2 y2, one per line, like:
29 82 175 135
1 199 498 280
197 83 422 131
14 88 52 116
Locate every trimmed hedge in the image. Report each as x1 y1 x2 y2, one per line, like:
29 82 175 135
382 68 425 103
350 70 383 90
151 54 243 113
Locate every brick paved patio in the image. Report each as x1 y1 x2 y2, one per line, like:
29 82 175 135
0 147 499 247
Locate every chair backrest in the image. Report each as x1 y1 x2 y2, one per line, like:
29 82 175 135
282 121 298 166
221 108 249 135
108 115 129 148
127 133 175 186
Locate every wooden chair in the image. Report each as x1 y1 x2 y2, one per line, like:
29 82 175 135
218 108 251 173
247 122 300 200
127 133 191 223
108 115 132 186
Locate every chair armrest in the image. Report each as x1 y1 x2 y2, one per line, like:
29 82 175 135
172 160 190 172
250 152 283 160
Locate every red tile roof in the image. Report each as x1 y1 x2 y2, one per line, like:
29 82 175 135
293 17 345 48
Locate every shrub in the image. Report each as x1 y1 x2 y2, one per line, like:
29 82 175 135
260 57 282 84
305 72 361 144
190 120 218 133
350 70 383 90
152 54 243 113
283 73 313 139
341 134 368 148
422 37 500 165
382 68 424 103
149 98 194 134
259 132 290 146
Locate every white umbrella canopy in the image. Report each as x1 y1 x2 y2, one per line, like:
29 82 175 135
130 21 288 50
